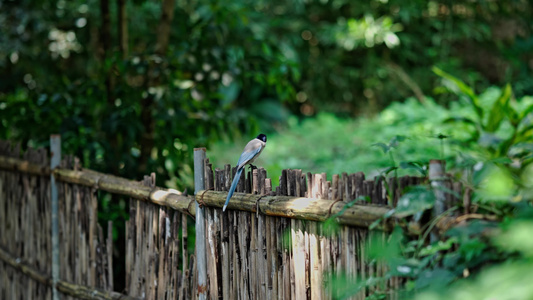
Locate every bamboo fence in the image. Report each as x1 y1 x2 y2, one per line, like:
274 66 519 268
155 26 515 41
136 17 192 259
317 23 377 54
0 139 464 300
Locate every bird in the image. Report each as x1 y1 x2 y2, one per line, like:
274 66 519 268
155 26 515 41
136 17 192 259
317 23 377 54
223 133 267 212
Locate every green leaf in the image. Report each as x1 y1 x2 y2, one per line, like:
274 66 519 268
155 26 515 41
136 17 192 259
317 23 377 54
494 221 533 257
382 166 398 176
489 157 513 164
516 124 533 143
485 83 512 132
372 142 390 153
443 117 477 126
432 66 483 119
390 135 407 148
419 238 458 257
394 185 435 217
400 161 427 176
415 268 456 290
519 103 533 120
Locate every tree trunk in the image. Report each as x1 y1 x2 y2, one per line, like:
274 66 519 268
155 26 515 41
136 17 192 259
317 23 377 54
99 0 114 104
138 0 176 174
118 0 128 59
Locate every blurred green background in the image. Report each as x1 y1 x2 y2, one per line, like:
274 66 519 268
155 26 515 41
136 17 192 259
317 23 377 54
2 0 533 298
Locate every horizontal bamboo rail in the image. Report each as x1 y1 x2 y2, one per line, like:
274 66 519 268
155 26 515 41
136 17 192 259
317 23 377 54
0 155 450 231
1 155 397 227
0 155 50 176
54 168 195 215
0 155 196 216
0 246 139 300
197 190 394 229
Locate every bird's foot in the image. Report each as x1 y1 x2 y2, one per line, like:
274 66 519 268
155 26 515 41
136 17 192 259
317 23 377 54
249 164 258 171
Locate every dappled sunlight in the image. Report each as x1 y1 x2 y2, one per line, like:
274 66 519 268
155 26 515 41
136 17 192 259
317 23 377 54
151 188 182 201
286 197 318 211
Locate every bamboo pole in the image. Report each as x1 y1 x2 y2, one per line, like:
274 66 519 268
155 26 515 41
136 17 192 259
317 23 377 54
197 190 394 229
50 135 61 300
0 155 194 215
0 155 50 176
194 148 208 300
430 159 446 242
0 246 139 300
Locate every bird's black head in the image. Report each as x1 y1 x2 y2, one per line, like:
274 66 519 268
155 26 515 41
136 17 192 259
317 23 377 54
256 133 267 143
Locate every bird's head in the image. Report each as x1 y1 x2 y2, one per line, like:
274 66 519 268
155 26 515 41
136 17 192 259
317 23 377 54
256 133 267 143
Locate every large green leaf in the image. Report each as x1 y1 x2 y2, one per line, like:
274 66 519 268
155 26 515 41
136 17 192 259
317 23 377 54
485 83 512 132
432 66 483 119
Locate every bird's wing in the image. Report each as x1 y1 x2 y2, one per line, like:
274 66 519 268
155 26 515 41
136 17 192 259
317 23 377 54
236 140 264 169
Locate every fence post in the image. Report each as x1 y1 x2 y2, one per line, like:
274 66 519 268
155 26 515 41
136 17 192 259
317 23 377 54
429 159 446 242
50 135 61 300
194 148 207 300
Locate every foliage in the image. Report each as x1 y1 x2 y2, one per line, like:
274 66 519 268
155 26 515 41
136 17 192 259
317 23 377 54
321 73 533 299
0 0 297 189
2 0 533 296
258 0 533 115
1 0 297 291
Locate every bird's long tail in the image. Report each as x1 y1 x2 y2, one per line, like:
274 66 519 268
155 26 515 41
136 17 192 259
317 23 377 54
223 167 243 212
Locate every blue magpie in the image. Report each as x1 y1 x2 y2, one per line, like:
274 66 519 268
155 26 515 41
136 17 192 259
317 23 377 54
223 133 267 212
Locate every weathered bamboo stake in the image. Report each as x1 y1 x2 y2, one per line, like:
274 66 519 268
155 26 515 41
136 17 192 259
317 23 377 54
220 211 230 300
257 206 267 298
281 217 291 300
354 172 365 201
249 208 258 299
90 183 99 289
270 216 279 299
239 211 251 298
343 172 350 201
290 169 307 300
332 174 339 200
214 209 223 297
206 208 219 298
157 207 167 300
50 134 61 300
261 168 268 195
264 215 273 299
230 211 238 299
320 225 331 300
265 178 272 196
253 169 259 194
0 246 139 300
194 148 208 300
430 160 446 242
173 212 181 299
181 212 189 299
224 164 231 191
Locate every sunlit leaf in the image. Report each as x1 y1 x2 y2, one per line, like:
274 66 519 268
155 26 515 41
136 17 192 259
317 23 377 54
516 124 533 143
419 238 458 256
400 161 427 176
432 66 483 119
478 166 514 202
519 103 533 120
485 83 512 132
494 221 533 256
